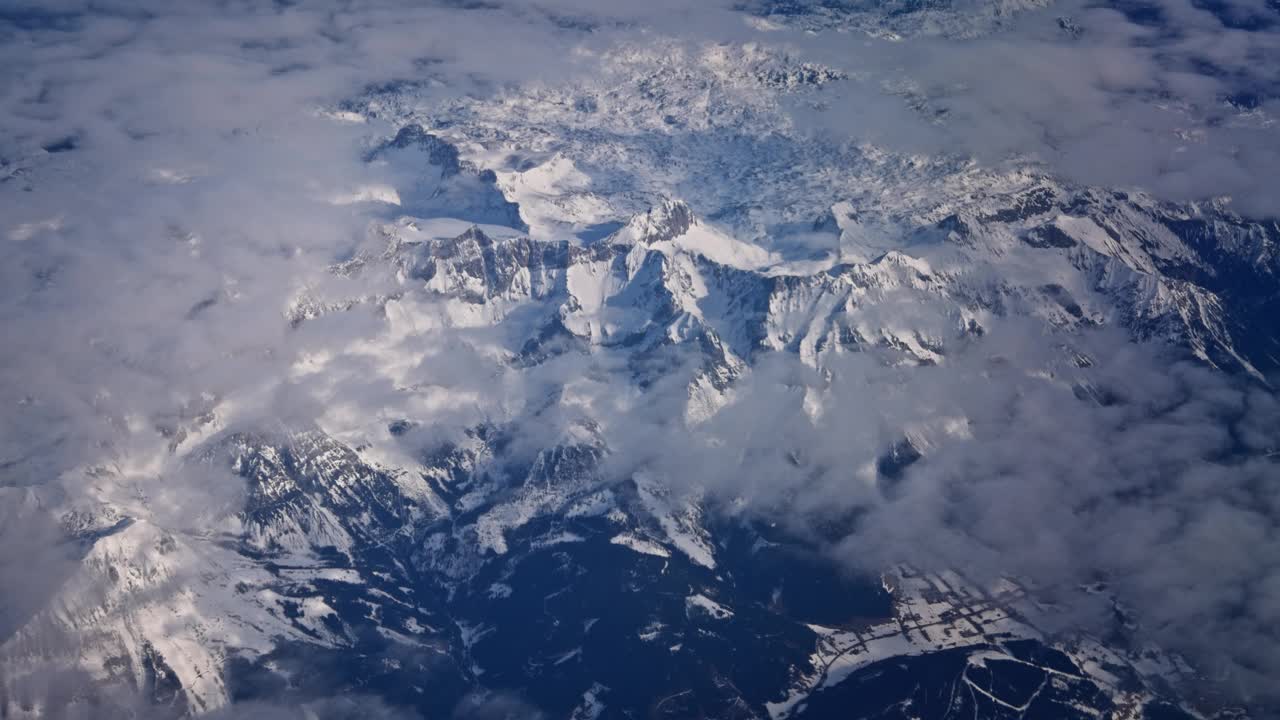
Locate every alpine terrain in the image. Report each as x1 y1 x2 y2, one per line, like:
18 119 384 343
1 2 1278 720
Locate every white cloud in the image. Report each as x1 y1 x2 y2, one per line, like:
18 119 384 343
1 0 1278 712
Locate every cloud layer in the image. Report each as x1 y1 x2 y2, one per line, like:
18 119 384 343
1 0 1279 715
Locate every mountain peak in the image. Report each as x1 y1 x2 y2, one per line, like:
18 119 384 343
613 198 697 246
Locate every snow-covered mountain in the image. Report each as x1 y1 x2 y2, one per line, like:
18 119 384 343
2 13 1277 720
5 165 1273 717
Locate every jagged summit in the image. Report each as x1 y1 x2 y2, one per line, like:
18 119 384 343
610 198 697 245
377 123 463 175
605 198 779 270
363 124 527 231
